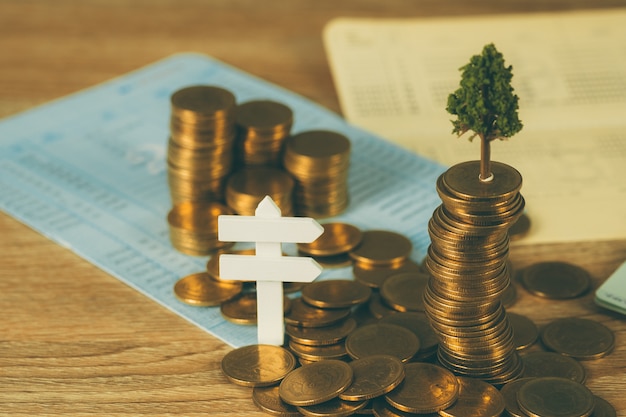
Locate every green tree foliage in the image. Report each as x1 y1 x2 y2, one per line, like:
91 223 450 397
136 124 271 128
447 43 522 180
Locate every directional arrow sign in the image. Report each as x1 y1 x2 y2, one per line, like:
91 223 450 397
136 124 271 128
218 216 323 243
219 255 322 283
218 196 324 345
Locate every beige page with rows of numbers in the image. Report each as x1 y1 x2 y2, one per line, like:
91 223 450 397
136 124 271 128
324 9 626 245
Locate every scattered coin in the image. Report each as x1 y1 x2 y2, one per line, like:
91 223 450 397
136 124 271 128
507 312 538 351
353 259 423 289
520 261 591 299
380 271 430 312
285 317 357 346
302 279 372 309
252 385 302 417
500 377 534 417
298 222 363 257
517 377 595 417
592 395 617 417
174 272 242 306
279 359 353 406
307 253 354 269
438 376 505 417
379 312 439 359
540 317 615 360
339 355 405 401
288 339 349 362
385 362 459 414
284 298 351 328
221 344 296 387
345 323 420 363
521 351 586 383
297 396 368 417
367 291 398 319
349 230 413 268
220 292 291 325
371 396 439 417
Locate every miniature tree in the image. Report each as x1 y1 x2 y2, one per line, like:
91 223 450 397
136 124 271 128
447 43 523 181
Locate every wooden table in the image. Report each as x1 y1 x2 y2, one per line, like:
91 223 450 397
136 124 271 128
1 1 626 415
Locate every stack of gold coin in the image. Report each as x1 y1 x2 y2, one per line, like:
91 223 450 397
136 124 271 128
167 85 236 203
167 201 234 256
285 279 372 364
283 130 351 217
423 160 525 385
225 167 294 216
235 100 293 167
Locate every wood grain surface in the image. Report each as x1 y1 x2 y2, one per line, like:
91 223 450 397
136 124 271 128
1 1 626 415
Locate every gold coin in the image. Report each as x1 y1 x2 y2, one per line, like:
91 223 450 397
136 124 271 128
339 354 405 401
221 344 296 387
349 230 412 267
517 377 595 417
380 272 430 312
540 317 615 360
345 323 420 362
171 85 235 116
286 317 357 346
353 259 423 289
438 376 504 417
500 377 534 417
235 100 293 132
307 253 354 269
220 293 292 325
173 272 242 306
500 282 517 308
288 340 349 362
379 312 439 359
521 351 586 383
384 362 459 414
302 279 372 309
592 395 617 417
284 298 351 328
279 360 353 406
297 222 362 257
252 385 302 417
442 161 522 202
367 291 397 319
297 397 367 417
371 397 439 417
520 261 590 299
509 212 530 241
507 312 538 351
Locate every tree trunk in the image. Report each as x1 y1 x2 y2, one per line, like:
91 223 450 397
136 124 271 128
480 138 492 181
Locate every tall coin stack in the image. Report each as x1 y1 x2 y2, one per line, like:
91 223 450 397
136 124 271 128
167 85 237 204
423 160 525 385
235 100 293 167
283 130 350 218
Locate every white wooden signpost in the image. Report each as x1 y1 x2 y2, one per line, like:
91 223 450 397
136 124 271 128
218 196 324 345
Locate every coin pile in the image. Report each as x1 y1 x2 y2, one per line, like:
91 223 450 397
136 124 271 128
225 166 295 216
167 85 237 204
283 130 351 217
167 201 234 255
235 100 293 167
423 160 525 385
